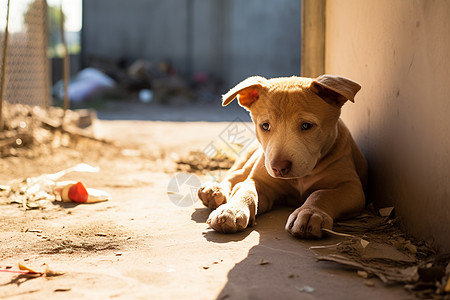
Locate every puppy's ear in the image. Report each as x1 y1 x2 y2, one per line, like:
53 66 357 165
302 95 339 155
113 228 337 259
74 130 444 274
222 76 267 109
310 75 361 107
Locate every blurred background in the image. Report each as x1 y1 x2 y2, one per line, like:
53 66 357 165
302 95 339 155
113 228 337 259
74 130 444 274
0 0 301 113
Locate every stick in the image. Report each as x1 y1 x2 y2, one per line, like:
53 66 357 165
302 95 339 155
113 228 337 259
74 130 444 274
0 0 11 132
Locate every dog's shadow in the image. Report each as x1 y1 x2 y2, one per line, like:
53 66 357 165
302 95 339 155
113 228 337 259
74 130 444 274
190 207 210 223
191 206 365 299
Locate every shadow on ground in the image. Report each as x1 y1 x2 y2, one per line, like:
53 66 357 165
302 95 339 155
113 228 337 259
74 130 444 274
193 207 414 300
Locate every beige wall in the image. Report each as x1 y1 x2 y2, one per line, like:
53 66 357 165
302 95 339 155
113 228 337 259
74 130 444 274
325 0 450 251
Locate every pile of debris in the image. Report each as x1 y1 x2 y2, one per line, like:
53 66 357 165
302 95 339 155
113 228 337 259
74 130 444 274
176 150 235 173
0 102 106 158
311 206 450 299
54 56 223 105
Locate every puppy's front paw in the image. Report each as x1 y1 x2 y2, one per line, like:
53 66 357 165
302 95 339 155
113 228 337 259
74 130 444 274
207 204 250 233
285 207 333 239
198 181 228 209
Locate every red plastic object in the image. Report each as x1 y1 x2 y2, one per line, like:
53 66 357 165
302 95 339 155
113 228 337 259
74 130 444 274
68 182 89 203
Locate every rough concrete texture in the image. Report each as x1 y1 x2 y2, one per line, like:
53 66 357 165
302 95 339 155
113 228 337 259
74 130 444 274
0 103 415 299
325 0 450 251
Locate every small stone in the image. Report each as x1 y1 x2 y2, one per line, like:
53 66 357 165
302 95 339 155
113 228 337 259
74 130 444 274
364 280 375 287
357 270 369 279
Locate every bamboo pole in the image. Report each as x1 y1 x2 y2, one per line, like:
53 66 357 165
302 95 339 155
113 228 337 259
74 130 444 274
301 0 326 77
0 0 11 131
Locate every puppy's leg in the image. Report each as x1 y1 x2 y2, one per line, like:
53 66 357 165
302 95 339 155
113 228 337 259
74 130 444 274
207 153 296 233
285 178 365 239
198 145 259 209
206 178 258 233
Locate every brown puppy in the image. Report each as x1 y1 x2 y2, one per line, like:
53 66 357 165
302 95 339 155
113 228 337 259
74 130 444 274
198 75 367 238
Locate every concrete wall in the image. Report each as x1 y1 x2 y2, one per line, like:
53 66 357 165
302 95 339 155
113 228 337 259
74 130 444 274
82 0 301 86
325 0 450 251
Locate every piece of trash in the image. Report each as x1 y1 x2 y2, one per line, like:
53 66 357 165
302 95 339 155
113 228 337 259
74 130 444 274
43 263 65 277
364 280 375 287
57 181 110 203
2 164 103 209
379 207 394 217
53 68 116 102
357 270 369 279
311 239 419 283
18 262 41 274
310 211 434 285
445 276 450 292
8 262 63 277
139 89 153 103
295 285 315 293
259 258 270 265
46 163 100 181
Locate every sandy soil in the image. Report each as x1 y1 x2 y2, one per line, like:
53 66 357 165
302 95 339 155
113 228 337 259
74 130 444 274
0 104 415 299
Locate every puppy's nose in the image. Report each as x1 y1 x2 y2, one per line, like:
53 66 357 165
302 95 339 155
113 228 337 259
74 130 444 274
271 160 292 177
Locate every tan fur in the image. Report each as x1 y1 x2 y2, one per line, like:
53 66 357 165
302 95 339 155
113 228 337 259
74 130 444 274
198 75 367 238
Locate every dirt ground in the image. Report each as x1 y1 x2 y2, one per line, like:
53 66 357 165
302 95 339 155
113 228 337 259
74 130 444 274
0 102 417 299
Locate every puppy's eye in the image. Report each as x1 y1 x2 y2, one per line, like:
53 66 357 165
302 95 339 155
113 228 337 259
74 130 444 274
261 122 270 131
301 122 314 131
